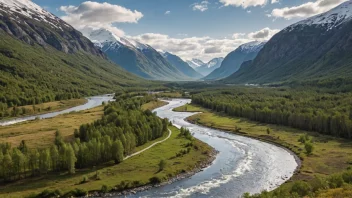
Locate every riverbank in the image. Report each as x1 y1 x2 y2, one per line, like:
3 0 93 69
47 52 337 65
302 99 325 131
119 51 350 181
173 103 352 189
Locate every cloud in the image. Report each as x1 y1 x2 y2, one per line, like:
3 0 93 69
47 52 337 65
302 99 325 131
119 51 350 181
60 1 143 36
165 10 171 15
129 27 279 61
271 0 279 4
192 1 209 12
247 27 280 40
270 0 348 19
129 33 252 62
219 0 268 8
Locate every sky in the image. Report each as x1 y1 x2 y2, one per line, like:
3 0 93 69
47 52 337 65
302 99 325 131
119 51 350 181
32 0 348 62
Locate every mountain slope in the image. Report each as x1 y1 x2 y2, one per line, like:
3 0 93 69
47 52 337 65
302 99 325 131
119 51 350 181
204 41 266 80
89 29 189 81
0 0 145 108
224 1 352 85
161 52 203 79
186 59 205 69
194 58 224 76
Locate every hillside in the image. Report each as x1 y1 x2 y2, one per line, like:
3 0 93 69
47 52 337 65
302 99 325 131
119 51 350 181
204 41 265 80
161 52 203 79
90 29 190 81
0 0 145 108
193 58 224 76
223 1 352 85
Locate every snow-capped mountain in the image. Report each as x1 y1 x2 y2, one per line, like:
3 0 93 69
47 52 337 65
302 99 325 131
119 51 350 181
204 41 266 80
224 1 352 84
193 58 224 76
87 28 189 81
161 52 203 79
0 0 103 56
186 59 205 68
286 0 352 31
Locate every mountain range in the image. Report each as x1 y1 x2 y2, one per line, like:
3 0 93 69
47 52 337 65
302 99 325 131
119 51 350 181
89 29 195 81
187 58 224 76
161 52 203 79
204 41 266 80
0 0 145 107
224 1 352 85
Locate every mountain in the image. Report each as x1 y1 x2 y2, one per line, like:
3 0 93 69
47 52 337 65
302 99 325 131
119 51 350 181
0 0 145 107
186 59 205 69
193 58 224 76
224 1 352 85
161 52 203 79
89 29 189 81
204 41 266 80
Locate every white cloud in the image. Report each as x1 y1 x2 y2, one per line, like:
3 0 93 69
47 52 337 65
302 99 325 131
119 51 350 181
130 27 279 62
129 33 252 62
247 10 252 13
192 1 210 12
219 0 268 8
165 10 171 15
271 0 279 4
60 1 143 36
247 27 280 40
270 0 348 19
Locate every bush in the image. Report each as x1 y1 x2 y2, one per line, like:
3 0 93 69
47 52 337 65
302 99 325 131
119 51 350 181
328 174 344 188
342 170 352 183
80 176 88 184
101 185 109 193
305 142 314 155
290 181 311 197
149 176 162 184
159 160 167 171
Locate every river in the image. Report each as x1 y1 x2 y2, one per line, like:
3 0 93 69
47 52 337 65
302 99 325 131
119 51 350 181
127 99 298 198
0 94 114 126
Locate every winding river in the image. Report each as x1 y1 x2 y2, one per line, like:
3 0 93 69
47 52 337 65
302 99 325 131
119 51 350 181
0 94 114 126
128 99 298 198
0 96 298 197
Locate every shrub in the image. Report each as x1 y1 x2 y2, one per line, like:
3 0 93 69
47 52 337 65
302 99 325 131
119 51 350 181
101 185 109 193
159 160 167 171
290 181 311 197
305 142 314 155
149 176 162 184
328 174 344 188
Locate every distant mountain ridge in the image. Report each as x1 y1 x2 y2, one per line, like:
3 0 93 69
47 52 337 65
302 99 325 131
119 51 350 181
224 1 352 85
161 52 203 79
187 58 224 76
204 41 266 80
89 29 190 81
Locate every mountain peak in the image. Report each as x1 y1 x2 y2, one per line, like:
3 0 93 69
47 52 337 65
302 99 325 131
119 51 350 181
287 0 352 31
238 41 267 53
0 0 66 30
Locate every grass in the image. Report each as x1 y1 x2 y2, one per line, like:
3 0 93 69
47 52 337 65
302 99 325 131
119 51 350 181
0 126 213 198
0 106 104 148
3 98 87 120
174 104 352 182
141 100 168 111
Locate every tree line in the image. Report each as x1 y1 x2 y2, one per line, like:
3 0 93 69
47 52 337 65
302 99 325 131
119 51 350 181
191 87 352 139
0 95 169 182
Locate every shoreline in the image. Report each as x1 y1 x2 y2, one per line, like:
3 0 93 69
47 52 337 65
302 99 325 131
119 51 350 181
88 148 218 197
184 113 302 184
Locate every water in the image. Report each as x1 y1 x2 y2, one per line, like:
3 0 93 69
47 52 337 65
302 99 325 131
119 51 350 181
127 99 298 198
0 94 114 126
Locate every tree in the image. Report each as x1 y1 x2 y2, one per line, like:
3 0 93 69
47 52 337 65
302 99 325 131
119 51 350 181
39 149 51 174
50 145 59 171
305 142 314 155
158 160 167 171
3 152 13 181
266 128 271 135
66 144 77 174
111 140 124 164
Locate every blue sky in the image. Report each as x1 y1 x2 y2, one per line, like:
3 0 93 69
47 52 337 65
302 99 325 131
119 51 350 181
32 0 348 61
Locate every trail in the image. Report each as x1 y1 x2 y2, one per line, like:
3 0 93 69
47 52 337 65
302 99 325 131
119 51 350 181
124 128 172 160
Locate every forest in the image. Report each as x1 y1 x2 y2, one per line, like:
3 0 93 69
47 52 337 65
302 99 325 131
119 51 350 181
0 95 169 182
191 87 352 139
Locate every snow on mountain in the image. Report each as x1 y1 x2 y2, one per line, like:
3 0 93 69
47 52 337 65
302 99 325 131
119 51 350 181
0 0 67 30
186 59 205 68
238 41 267 53
204 57 224 68
286 0 352 31
87 28 151 51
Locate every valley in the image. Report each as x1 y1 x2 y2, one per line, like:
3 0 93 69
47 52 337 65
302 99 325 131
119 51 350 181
1 0 352 197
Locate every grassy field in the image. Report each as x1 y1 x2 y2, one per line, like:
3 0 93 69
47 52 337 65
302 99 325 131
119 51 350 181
174 104 352 182
3 99 87 120
0 106 104 148
0 126 213 197
141 100 168 111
